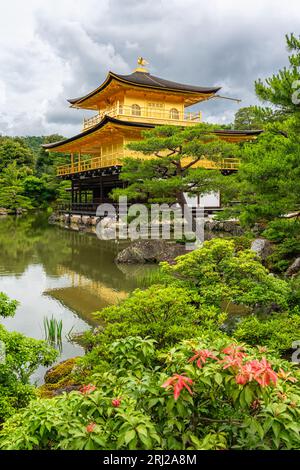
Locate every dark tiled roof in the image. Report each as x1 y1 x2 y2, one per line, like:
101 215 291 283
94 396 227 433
68 71 221 105
112 71 221 94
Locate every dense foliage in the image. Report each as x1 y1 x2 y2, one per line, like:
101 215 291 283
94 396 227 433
160 238 290 311
113 123 234 204
0 135 70 213
233 106 280 130
223 34 300 228
233 310 300 355
224 119 300 226
0 292 57 422
0 293 18 318
255 33 300 117
262 219 300 272
2 335 300 450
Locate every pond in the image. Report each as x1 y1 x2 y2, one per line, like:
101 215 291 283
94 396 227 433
0 213 140 384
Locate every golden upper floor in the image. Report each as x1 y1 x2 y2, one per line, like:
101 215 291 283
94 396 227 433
82 103 202 131
68 63 221 130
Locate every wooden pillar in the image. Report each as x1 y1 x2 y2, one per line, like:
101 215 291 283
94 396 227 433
71 180 74 204
78 181 82 203
78 152 81 172
71 153 74 173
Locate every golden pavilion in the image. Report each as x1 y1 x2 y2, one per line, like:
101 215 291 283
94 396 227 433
43 58 262 214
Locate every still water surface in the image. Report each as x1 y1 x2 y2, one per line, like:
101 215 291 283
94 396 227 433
0 214 140 383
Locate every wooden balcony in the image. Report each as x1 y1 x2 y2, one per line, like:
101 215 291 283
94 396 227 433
82 105 201 130
57 153 124 176
57 152 240 177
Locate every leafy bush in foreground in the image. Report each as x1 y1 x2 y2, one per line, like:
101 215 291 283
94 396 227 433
1 335 300 450
0 293 57 422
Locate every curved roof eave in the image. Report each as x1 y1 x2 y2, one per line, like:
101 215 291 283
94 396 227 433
67 71 222 106
42 116 155 150
67 72 114 105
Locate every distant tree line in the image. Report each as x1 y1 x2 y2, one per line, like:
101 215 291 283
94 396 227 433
0 135 70 213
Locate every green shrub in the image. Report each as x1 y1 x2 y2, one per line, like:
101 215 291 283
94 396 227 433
161 238 290 311
289 275 300 308
0 293 18 318
2 335 300 450
80 241 293 376
263 219 300 272
0 293 57 422
233 311 300 355
78 284 227 376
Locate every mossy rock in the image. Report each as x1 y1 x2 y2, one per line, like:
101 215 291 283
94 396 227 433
44 357 78 384
38 357 82 398
38 382 81 398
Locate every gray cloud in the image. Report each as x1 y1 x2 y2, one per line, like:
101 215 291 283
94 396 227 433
0 0 299 136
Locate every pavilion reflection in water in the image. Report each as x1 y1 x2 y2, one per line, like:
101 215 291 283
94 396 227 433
44 265 129 326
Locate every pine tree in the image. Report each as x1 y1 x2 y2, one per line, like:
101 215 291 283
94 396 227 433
234 106 280 130
111 123 238 233
222 34 300 226
255 34 300 117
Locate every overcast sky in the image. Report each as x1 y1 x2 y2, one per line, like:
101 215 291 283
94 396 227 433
0 0 299 137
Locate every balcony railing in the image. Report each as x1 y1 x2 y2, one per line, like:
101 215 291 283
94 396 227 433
184 157 240 171
57 153 124 176
83 105 201 130
57 152 240 177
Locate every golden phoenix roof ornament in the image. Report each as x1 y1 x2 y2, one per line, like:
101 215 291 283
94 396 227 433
134 57 149 73
137 57 149 67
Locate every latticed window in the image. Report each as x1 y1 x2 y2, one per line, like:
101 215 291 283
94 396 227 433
131 104 141 116
148 102 164 108
169 108 179 119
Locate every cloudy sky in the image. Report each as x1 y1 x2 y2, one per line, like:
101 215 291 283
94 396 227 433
0 0 299 137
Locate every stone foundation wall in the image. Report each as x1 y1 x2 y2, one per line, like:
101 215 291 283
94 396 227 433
48 212 102 234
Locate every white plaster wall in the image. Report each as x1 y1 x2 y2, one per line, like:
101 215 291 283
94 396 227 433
184 191 220 208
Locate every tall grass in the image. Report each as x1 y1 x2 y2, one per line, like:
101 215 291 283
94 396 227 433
43 316 63 351
135 269 169 288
